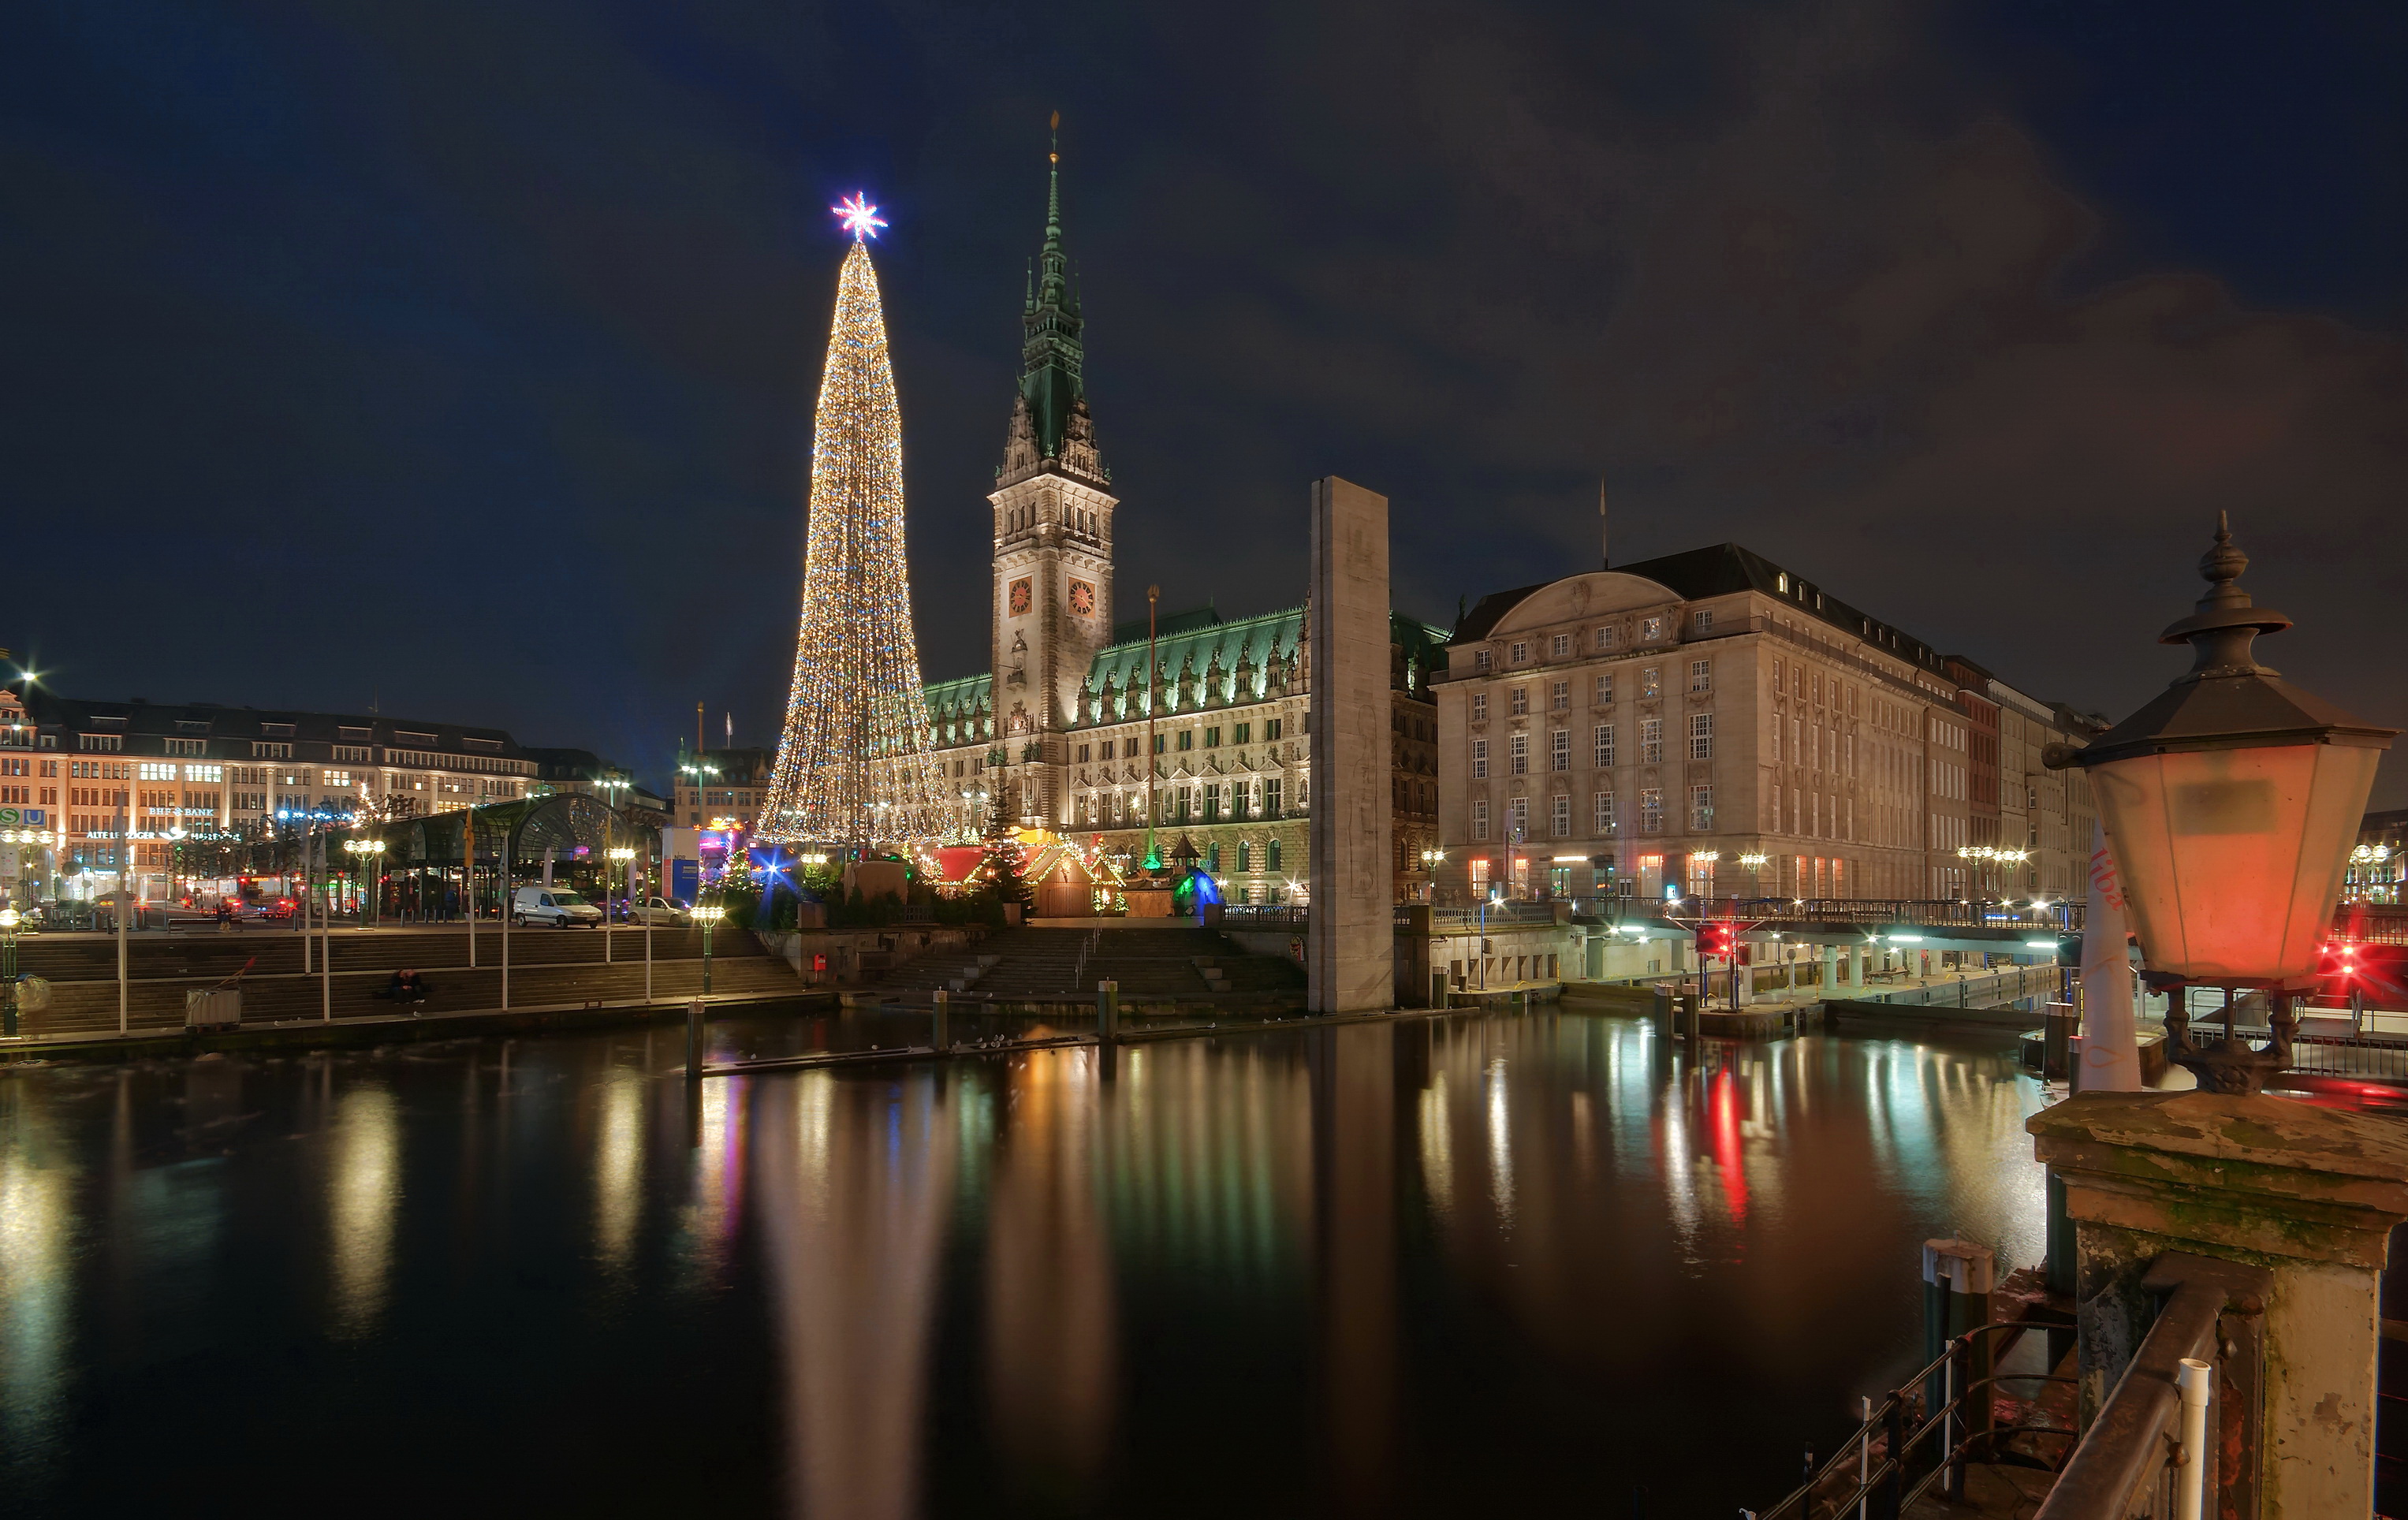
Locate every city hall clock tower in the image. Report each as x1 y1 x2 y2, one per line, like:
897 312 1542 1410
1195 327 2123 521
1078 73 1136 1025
990 125 1117 829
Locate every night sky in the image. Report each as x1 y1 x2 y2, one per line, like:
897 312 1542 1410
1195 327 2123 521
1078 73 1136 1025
6 2 2403 803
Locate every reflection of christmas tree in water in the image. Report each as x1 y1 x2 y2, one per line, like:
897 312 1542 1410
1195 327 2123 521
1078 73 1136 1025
756 195 942 846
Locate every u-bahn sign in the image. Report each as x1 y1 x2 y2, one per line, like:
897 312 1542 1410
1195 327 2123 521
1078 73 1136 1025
0 807 47 826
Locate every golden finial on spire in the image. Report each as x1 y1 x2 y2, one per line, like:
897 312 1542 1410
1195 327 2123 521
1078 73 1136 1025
1049 110 1060 162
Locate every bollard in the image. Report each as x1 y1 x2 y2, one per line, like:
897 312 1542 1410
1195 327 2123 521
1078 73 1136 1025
2041 1001 2076 1082
1678 992 1700 1039
932 988 950 1052
1097 978 1118 1043
1430 969 1447 1009
685 997 706 1080
1922 1239 1996 1475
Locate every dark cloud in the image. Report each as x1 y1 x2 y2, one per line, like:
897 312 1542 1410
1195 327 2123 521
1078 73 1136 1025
2 0 2401 800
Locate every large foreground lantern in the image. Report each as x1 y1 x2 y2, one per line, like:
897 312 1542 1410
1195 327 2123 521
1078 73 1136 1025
2050 516 2395 1091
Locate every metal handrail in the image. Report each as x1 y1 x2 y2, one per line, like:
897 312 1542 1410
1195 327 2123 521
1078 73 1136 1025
1750 1320 2066 1520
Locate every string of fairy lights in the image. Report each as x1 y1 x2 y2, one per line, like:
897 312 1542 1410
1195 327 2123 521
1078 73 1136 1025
755 196 946 848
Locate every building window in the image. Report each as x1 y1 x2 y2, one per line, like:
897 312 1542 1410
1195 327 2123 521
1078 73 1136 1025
1777 572 1790 593
1238 840 1252 872
1469 858 1490 894
1642 616 1664 642
1472 799 1489 840
138 762 175 781
1639 788 1664 834
1234 722 1251 743
1550 729 1569 771
1508 797 1528 841
1509 733 1529 775
183 764 222 783
1639 717 1663 764
1075 744 1091 762
1694 609 1713 631
1550 680 1569 713
1471 693 1488 721
1510 641 1530 664
1509 687 1529 716
1471 739 1489 779
1690 659 1711 693
1594 626 1616 650
1176 730 1194 751
1640 666 1661 699
80 735 124 752
1551 795 1571 836
252 741 289 758
1690 784 1714 831
1265 779 1282 815
1688 713 1715 760
1265 717 1283 740
1593 791 1617 835
1550 633 1571 658
1267 838 1282 871
163 738 204 757
1594 724 1616 767
1474 650 1493 672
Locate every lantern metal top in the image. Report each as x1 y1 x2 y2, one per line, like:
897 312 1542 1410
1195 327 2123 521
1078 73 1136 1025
2067 514 2394 770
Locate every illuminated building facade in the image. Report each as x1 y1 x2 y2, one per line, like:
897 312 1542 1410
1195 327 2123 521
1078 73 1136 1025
1435 546 2104 906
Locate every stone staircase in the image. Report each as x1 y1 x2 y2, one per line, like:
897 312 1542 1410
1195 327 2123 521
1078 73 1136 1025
877 926 1304 1001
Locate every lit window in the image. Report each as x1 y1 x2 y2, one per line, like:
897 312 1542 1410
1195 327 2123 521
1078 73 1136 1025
1640 717 1663 764
1641 667 1661 698
1639 788 1664 834
1689 784 1715 831
1641 616 1664 642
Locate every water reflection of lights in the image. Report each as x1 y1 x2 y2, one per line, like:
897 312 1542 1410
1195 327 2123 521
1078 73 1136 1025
1418 1073 1456 1220
684 1075 745 1282
328 1085 400 1338
1485 1056 1515 1230
593 1066 643 1276
0 1117 72 1449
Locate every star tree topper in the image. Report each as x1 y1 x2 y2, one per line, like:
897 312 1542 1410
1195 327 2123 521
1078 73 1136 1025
833 192 887 240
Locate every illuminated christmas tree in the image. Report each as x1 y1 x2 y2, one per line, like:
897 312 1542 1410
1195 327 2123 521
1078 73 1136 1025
756 196 944 846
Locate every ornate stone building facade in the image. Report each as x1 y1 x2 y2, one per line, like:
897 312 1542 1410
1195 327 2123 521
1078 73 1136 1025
1435 545 2102 906
919 150 1444 903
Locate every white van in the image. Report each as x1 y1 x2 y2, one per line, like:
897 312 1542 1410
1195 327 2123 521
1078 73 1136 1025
512 885 604 928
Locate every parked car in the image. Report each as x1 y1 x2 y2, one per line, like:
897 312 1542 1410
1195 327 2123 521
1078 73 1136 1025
622 896 691 926
512 886 604 928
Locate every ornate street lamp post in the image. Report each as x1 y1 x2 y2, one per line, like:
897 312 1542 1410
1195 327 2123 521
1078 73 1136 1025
692 902 726 996
0 906 20 1038
343 838 386 930
2050 516 2397 1092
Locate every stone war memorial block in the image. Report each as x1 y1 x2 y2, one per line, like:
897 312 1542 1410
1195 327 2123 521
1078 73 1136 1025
2030 1089 2408 1518
1307 476 1395 1015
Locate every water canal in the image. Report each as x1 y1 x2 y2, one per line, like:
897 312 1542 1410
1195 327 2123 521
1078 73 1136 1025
1 1009 2045 1518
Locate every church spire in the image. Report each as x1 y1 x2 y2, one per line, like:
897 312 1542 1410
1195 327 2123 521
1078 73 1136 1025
1005 110 1104 482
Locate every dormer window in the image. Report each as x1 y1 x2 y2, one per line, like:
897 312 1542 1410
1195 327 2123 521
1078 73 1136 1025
1509 641 1530 664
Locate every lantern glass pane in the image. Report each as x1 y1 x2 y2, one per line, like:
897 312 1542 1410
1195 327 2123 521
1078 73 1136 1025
2092 741 2381 985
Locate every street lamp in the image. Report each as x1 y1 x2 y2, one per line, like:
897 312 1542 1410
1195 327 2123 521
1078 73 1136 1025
344 838 386 930
692 902 726 995
2051 516 2398 1092
1737 851 1769 902
606 845 635 963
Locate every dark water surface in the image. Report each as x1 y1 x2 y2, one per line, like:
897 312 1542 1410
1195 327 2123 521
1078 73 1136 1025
1 1011 2045 1518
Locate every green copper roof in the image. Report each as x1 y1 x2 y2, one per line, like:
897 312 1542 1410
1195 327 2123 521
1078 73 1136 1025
1019 140 1084 464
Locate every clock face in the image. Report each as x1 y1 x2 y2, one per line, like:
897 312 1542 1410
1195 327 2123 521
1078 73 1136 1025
1068 578 1095 617
1008 577 1032 617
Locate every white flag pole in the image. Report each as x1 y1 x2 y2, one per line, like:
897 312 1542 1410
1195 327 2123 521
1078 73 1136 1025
2078 819 2144 1091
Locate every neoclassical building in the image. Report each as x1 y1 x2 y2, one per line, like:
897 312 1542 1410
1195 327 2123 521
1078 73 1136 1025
1434 546 2103 906
919 149 1443 902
